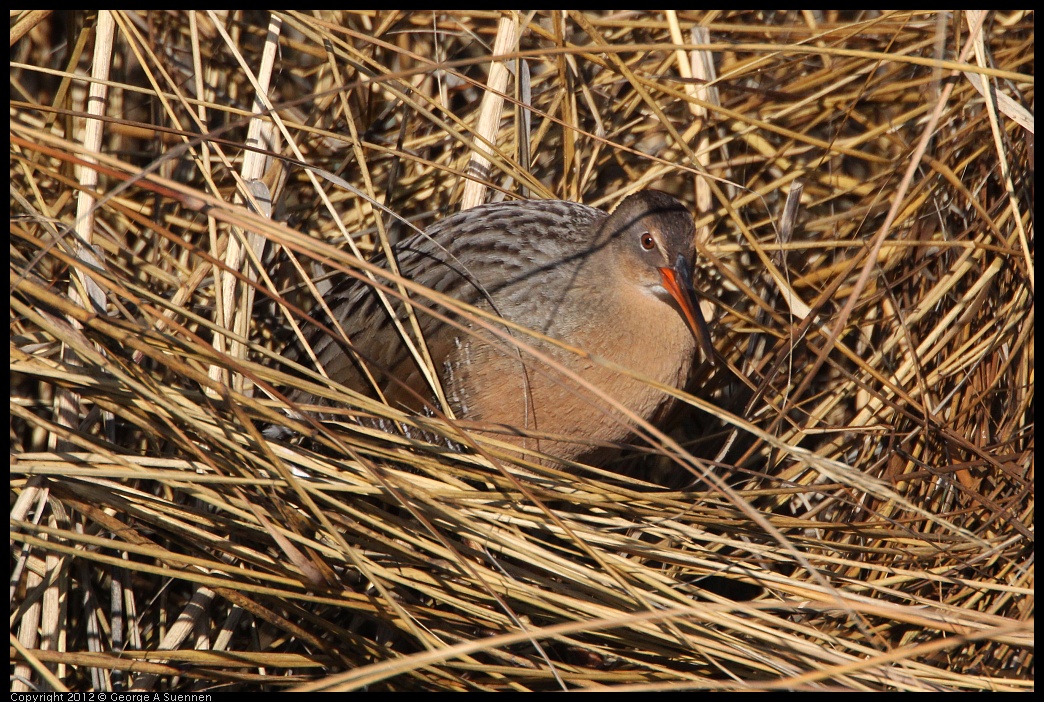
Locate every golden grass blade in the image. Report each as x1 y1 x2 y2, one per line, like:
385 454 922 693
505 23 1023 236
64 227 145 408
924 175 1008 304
11 10 1032 692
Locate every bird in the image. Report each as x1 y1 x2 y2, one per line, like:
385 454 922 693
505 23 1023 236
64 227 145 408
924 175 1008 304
282 189 715 464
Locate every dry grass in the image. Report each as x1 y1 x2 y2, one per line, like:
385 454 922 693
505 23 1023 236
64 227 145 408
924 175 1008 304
11 10 1033 691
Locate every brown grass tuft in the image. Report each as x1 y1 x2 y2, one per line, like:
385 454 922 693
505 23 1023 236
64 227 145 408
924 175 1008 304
11 10 1033 691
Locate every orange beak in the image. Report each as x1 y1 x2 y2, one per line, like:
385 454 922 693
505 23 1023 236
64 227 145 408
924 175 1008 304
659 254 716 366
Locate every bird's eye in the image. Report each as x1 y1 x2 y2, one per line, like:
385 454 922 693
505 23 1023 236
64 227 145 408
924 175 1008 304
640 232 655 250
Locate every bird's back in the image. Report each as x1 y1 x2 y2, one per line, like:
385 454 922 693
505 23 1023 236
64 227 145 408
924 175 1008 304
297 198 608 415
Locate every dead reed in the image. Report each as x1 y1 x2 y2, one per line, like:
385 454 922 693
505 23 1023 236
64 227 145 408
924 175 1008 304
11 10 1033 691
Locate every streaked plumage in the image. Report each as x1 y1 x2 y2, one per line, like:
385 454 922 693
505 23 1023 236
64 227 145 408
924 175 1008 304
287 190 711 463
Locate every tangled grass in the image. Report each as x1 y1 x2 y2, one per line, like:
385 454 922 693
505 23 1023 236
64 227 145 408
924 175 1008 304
11 10 1033 691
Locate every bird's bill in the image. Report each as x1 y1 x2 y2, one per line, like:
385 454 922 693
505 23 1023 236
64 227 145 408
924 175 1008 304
658 255 717 367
